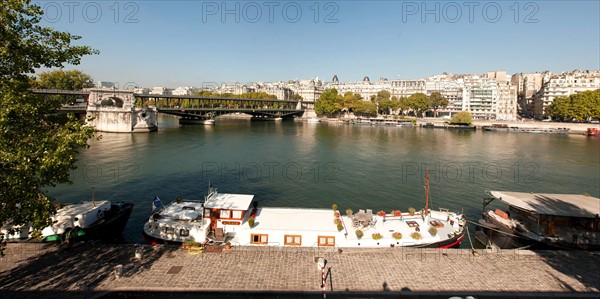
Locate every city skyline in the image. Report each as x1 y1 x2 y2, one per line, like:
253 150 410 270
37 1 599 87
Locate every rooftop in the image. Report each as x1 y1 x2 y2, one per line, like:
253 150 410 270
490 191 600 218
203 192 254 210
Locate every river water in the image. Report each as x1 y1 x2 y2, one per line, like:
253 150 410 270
49 115 600 246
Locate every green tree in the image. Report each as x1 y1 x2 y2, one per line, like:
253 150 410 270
338 92 361 112
451 111 473 125
353 100 377 116
315 88 342 115
1 0 97 248
34 70 94 90
428 92 449 117
406 93 431 117
548 89 600 121
291 93 303 101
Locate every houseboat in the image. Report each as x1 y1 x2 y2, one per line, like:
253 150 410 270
142 181 466 248
476 191 600 250
482 125 569 134
1 200 133 243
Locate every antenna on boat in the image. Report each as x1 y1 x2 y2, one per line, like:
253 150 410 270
425 168 429 216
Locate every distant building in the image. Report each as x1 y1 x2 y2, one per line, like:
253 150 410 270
133 87 150 95
172 87 193 96
96 81 116 88
511 72 547 117
532 70 600 119
150 87 172 95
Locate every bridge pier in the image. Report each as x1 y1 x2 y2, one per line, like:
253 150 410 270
86 89 158 133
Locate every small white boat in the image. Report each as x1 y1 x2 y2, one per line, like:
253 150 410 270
307 117 320 123
1 200 133 242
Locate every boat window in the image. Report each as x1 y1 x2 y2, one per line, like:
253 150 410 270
180 229 189 237
164 227 175 235
251 234 268 244
318 236 335 247
220 210 231 218
284 235 302 246
232 210 242 219
182 206 195 211
406 221 419 228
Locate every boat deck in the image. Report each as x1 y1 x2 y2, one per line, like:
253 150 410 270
230 207 462 247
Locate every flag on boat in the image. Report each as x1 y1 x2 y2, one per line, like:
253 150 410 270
152 196 163 212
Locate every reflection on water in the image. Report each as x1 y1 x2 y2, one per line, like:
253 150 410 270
49 117 600 245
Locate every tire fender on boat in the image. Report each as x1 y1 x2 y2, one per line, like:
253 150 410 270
97 209 105 219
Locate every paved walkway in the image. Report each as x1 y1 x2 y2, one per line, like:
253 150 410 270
1 242 599 298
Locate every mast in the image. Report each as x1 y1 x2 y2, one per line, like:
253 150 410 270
425 168 429 215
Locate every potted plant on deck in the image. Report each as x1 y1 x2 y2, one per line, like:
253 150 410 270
225 241 231 250
411 232 422 240
428 227 438 236
248 216 255 228
372 233 383 240
355 229 364 239
408 207 416 215
392 210 401 217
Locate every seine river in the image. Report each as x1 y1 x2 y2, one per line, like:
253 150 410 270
49 115 600 246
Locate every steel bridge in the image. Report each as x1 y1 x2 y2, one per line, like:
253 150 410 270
30 89 305 120
135 94 304 120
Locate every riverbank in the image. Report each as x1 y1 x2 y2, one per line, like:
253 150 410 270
315 116 599 134
1 242 599 298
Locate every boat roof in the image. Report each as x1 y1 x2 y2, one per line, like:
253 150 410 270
251 208 339 232
490 191 600 218
55 201 110 216
203 193 254 210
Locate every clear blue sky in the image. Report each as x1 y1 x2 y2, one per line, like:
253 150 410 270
36 0 600 88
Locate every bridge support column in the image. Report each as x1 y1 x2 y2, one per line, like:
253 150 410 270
86 89 158 133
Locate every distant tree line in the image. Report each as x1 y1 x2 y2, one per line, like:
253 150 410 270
315 89 449 117
546 89 600 121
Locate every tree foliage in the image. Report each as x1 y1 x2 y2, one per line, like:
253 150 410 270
34 69 94 90
548 89 600 121
315 88 342 115
429 92 449 117
1 0 97 246
353 99 377 116
450 111 473 125
291 93 303 101
405 93 431 117
0 1 98 81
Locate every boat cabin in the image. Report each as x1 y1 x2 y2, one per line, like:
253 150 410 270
490 191 600 248
203 189 254 242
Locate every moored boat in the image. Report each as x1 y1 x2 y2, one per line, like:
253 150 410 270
482 125 569 134
585 128 600 136
143 174 466 249
1 200 133 243
476 191 600 250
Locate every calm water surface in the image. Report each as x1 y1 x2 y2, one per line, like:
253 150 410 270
49 116 600 245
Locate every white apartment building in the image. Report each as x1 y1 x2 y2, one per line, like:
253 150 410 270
532 70 600 119
327 76 425 101
462 76 499 119
172 86 193 96
425 75 464 116
487 71 517 121
150 87 172 95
